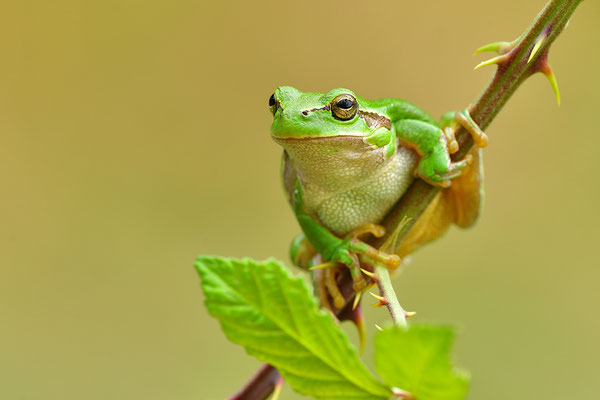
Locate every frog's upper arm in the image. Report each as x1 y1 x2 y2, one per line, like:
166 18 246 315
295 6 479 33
381 99 438 126
376 99 443 156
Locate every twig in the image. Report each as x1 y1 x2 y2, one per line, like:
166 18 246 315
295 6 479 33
373 0 583 250
233 0 583 398
373 262 407 326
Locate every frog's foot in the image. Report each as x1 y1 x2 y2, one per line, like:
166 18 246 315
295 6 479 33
345 224 401 271
324 266 346 309
312 225 401 304
443 108 488 154
312 261 362 311
312 265 340 310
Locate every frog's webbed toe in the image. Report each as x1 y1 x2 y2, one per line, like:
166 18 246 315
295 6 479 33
311 223 402 312
442 108 488 154
346 224 401 271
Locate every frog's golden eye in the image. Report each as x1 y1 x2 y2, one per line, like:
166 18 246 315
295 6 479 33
331 94 358 121
268 93 278 115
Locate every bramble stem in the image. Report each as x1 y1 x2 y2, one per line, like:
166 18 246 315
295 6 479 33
374 262 407 326
233 0 583 398
373 0 583 250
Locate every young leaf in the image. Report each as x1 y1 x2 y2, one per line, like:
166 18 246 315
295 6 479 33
375 325 469 400
196 256 391 400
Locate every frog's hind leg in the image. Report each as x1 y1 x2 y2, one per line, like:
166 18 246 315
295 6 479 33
395 192 454 258
438 109 485 228
444 147 484 228
395 148 483 257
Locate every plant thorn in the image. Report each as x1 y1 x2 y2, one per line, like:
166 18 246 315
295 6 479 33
405 311 417 318
528 33 547 64
540 62 561 106
309 261 336 271
374 324 383 331
369 292 387 303
352 291 362 311
474 54 507 70
474 40 511 55
360 268 378 281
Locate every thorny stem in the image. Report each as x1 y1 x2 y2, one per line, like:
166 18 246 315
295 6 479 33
374 0 583 250
374 262 407 326
234 0 583 398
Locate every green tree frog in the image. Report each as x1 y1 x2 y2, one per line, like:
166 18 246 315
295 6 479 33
269 86 487 309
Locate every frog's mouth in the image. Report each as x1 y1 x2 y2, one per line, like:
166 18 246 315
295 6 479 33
272 134 366 143
272 134 377 151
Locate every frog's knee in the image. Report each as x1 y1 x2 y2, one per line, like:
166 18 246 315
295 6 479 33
290 233 315 269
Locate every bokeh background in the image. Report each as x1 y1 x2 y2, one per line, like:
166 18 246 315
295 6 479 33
1 1 599 399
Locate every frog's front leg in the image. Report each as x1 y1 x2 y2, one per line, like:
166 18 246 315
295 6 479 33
395 114 486 187
291 182 399 308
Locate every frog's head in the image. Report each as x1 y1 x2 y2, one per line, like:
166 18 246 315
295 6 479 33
269 86 394 156
269 86 383 139
268 86 397 186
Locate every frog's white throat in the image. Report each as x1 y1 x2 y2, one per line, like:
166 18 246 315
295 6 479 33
276 135 390 190
276 135 419 234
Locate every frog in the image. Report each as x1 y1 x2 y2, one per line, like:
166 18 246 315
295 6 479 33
269 86 487 311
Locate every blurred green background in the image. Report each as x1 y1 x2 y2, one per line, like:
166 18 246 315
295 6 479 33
1 1 598 399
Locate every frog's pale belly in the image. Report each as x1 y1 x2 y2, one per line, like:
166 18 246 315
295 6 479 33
277 135 419 236
314 147 418 235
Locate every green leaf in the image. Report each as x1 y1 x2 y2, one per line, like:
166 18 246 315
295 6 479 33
196 256 391 400
375 325 469 400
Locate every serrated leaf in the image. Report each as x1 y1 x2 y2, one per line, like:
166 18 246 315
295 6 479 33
196 256 391 400
375 325 469 400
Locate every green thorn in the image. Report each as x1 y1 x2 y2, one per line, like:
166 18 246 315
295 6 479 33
528 34 546 64
544 68 561 106
474 54 506 70
474 41 510 55
352 291 362 310
308 261 336 271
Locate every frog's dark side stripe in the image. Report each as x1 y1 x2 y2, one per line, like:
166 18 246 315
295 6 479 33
300 105 330 116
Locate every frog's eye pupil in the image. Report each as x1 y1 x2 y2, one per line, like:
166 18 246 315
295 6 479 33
337 99 353 109
268 94 276 107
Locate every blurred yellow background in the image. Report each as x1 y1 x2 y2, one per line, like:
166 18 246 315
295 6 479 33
1 1 598 399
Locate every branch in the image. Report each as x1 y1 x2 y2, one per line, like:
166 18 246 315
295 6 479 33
233 0 583 398
374 0 582 250
373 262 408 326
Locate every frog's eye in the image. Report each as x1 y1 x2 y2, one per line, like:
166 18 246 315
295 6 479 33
268 93 278 115
331 94 358 121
